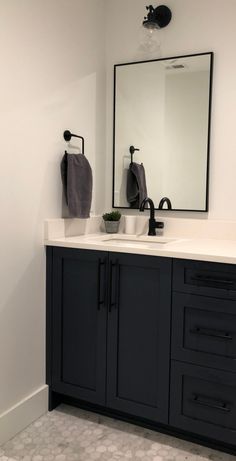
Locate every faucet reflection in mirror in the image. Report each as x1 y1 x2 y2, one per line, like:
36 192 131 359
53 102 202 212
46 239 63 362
113 52 213 211
159 197 172 210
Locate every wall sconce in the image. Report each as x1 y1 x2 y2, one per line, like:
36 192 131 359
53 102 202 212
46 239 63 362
143 4 172 30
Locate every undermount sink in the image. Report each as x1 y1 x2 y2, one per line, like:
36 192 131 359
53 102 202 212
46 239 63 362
103 235 176 249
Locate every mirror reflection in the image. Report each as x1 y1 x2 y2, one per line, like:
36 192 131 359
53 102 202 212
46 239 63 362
113 53 213 211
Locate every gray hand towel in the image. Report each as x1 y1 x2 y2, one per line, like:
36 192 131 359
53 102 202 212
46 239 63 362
61 153 93 218
126 162 147 208
61 152 68 204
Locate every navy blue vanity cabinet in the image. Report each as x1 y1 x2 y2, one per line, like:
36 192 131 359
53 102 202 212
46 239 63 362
46 249 236 452
47 247 108 406
170 259 236 446
106 253 172 423
46 247 172 423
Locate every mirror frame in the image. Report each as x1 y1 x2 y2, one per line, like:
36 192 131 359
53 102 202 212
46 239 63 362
112 52 214 212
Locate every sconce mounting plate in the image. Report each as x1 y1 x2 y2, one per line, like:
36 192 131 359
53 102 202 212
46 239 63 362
143 4 172 29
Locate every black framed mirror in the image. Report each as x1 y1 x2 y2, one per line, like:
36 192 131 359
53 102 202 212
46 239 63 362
112 52 213 211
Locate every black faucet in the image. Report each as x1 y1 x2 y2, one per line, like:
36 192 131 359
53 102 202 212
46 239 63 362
158 197 172 210
139 197 164 236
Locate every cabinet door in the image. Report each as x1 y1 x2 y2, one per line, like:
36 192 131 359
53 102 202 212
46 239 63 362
107 253 172 423
51 247 108 406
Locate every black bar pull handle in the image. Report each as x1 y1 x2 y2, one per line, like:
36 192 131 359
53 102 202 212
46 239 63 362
109 260 119 312
192 394 231 413
190 326 233 341
97 259 106 311
116 263 120 311
191 274 234 286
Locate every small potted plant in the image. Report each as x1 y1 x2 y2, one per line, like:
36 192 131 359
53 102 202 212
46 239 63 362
102 211 121 233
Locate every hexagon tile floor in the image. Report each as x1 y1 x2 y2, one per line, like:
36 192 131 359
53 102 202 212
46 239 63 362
0 404 235 461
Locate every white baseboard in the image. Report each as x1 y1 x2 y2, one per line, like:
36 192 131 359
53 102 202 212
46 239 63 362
0 385 48 446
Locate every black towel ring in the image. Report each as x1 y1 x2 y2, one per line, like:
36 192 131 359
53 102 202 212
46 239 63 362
64 130 85 155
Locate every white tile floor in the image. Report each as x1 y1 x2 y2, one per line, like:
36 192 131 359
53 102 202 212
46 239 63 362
0 405 235 461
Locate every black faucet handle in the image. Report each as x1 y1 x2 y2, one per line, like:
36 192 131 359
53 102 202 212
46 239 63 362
156 221 164 229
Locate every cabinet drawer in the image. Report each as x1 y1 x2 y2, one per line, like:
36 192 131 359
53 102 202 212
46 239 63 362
173 259 236 299
172 293 236 372
170 361 236 446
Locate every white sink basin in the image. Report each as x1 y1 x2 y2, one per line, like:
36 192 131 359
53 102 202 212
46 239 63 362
103 235 176 249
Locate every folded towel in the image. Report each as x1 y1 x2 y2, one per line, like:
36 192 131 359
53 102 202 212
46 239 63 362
61 152 93 218
126 162 147 208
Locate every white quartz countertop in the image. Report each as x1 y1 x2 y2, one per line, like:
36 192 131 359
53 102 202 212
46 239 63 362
44 233 236 265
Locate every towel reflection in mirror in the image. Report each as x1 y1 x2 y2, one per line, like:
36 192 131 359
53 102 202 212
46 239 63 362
126 161 148 208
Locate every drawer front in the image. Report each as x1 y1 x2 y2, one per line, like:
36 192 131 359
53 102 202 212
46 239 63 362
172 293 236 372
170 361 236 446
173 259 236 299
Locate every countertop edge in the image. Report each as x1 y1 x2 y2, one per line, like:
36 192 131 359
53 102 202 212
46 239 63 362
44 238 236 265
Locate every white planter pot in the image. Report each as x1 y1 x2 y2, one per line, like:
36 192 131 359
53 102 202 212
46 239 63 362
104 220 120 233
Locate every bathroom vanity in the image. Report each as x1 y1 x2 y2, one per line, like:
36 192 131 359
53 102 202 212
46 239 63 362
45 228 236 455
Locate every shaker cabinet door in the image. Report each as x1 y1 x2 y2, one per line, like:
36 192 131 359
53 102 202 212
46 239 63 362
106 253 172 424
51 247 108 406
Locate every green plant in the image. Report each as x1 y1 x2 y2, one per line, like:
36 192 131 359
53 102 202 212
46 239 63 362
102 211 121 222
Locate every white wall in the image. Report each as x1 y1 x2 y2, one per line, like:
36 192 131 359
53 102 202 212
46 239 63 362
106 0 236 220
0 0 106 424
